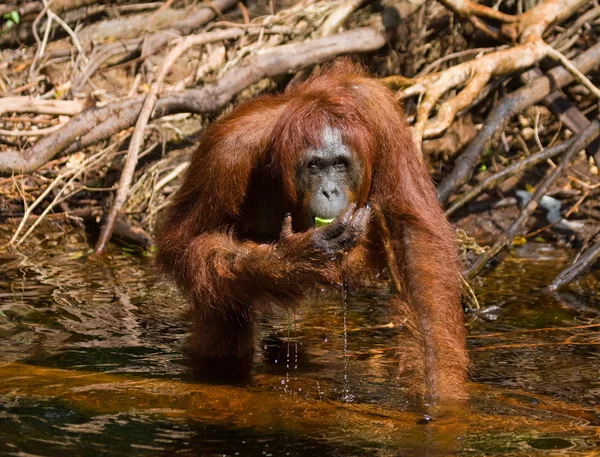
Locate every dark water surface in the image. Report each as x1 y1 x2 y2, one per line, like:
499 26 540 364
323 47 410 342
1 228 600 456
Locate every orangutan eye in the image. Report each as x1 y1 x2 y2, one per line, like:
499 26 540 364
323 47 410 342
335 158 349 170
308 159 320 170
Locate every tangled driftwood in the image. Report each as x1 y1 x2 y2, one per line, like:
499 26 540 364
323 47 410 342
387 0 591 147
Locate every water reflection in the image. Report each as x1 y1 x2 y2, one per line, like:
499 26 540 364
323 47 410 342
0 229 599 456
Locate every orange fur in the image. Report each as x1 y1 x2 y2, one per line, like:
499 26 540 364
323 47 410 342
155 60 467 401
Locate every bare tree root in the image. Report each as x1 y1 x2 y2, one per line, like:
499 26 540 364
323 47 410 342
436 0 516 40
400 40 549 143
465 120 600 280
502 0 590 43
436 41 600 204
0 27 385 175
397 0 587 147
94 28 246 255
546 239 600 292
438 0 517 23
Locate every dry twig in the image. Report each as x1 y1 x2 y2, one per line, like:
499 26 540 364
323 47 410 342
436 41 600 203
95 28 246 254
465 120 600 279
2 139 125 249
0 97 89 117
547 239 600 291
445 139 574 217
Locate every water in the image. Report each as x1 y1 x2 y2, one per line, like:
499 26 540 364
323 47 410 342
1 227 600 456
341 251 353 403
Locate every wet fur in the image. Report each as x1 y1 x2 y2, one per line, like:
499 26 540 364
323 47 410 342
155 60 468 401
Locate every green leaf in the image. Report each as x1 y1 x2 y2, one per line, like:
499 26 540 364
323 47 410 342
3 11 19 25
10 11 19 25
315 217 334 227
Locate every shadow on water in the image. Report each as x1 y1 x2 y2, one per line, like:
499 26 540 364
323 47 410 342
1 228 600 456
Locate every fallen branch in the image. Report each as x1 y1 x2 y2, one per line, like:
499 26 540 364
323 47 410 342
0 97 90 116
0 27 386 175
551 5 600 51
547 241 600 292
444 138 574 217
154 161 188 194
546 239 600 292
45 4 89 64
545 46 600 99
71 0 237 94
436 41 600 203
465 120 600 279
0 0 98 16
0 97 140 173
